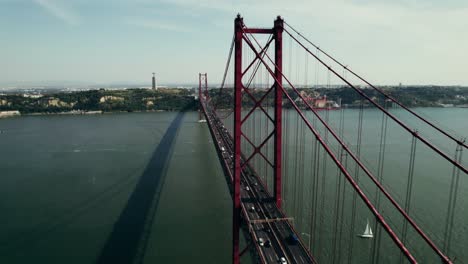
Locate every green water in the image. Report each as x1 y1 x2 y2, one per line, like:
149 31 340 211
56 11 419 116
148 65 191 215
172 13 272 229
0 108 466 263
234 107 468 263
0 112 233 263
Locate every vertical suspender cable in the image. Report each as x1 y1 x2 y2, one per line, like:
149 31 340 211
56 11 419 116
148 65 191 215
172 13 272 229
305 49 309 88
372 101 389 263
400 135 417 263
318 114 330 261
288 35 292 79
309 137 319 254
337 150 349 264
282 108 287 207
314 138 323 259
298 119 306 230
217 35 235 111
337 107 348 263
444 142 464 255
265 85 268 183
332 147 345 264
284 35 292 212
347 98 365 263
296 32 300 86
315 48 319 88
294 110 300 218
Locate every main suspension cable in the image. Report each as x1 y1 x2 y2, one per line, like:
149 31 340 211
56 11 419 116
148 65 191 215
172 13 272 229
283 21 468 150
283 27 467 175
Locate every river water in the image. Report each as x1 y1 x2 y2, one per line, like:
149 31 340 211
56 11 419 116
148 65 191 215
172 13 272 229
0 108 466 263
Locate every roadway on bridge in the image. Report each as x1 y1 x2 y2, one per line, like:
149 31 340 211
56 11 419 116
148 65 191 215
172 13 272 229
203 106 314 264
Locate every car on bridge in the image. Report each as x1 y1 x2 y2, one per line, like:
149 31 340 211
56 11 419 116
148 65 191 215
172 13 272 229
258 237 265 247
288 233 299 245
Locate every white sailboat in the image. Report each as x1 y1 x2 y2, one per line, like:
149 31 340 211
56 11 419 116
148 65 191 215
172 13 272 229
359 219 373 238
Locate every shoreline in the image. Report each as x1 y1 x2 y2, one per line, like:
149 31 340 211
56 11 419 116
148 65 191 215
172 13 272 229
0 109 172 118
1 106 466 119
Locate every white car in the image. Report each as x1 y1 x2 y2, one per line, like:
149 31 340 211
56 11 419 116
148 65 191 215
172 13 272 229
258 238 265 247
280 257 287 264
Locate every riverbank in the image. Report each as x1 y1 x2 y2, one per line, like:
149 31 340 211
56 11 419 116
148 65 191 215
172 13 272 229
0 109 177 118
0 110 20 118
0 88 197 115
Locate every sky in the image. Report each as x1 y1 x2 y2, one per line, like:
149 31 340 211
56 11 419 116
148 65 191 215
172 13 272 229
1 0 468 86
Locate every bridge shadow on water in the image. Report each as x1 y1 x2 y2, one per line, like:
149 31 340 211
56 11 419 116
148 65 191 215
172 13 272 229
96 111 185 264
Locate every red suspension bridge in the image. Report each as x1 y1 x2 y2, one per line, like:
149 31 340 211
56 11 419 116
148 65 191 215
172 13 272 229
198 15 467 264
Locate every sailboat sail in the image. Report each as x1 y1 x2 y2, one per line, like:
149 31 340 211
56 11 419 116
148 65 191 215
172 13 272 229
360 219 373 238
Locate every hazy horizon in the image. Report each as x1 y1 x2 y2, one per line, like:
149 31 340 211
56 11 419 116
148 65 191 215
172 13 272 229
2 81 468 92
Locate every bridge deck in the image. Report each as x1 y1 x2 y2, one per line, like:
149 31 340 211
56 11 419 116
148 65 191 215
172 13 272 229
203 105 314 264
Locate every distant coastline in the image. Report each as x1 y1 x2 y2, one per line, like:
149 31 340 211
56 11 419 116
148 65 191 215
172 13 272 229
1 86 468 118
0 88 197 116
209 86 468 109
21 109 170 116
0 108 182 119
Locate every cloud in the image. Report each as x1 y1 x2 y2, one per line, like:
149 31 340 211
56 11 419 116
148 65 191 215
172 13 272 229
34 0 80 25
148 0 468 85
124 17 192 33
8 0 467 84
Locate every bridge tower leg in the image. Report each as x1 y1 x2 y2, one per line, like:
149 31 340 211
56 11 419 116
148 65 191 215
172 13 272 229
274 16 284 209
204 73 208 98
199 73 208 121
199 73 202 120
233 14 243 264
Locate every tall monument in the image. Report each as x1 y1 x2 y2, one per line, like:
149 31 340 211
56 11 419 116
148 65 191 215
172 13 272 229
152 72 156 90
